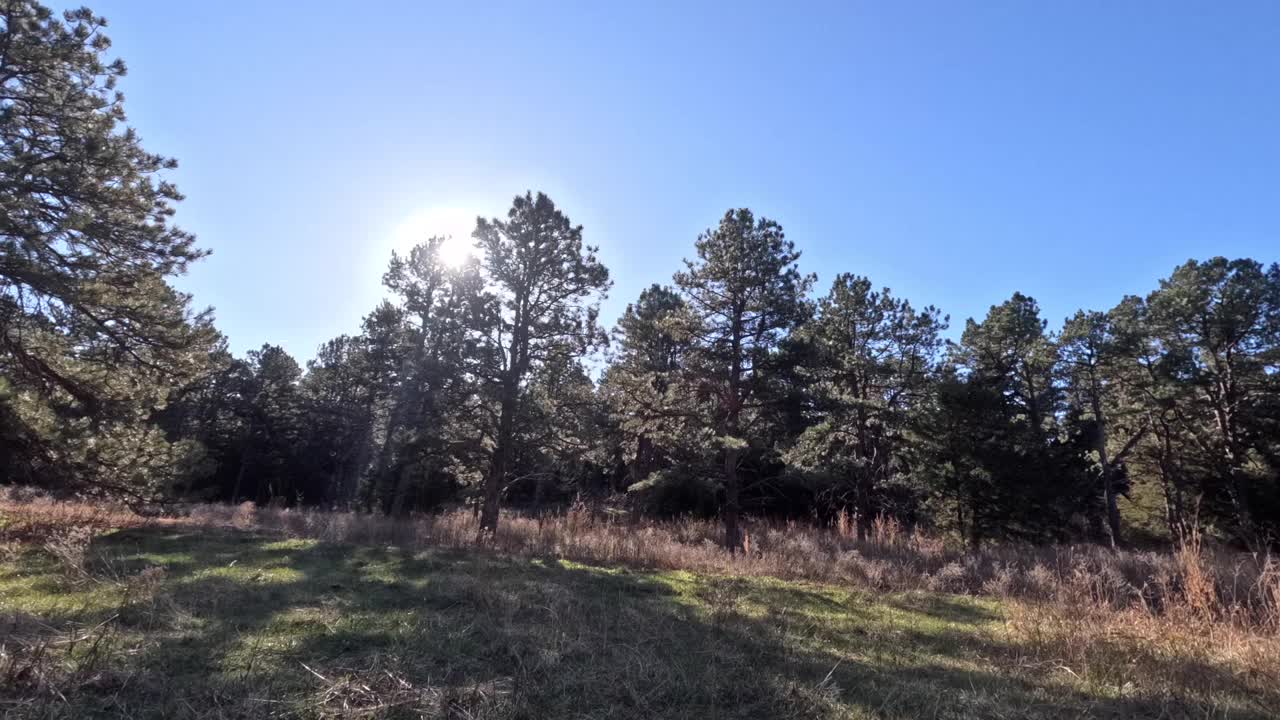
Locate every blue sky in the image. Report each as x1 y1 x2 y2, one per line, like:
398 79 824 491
86 1 1280 361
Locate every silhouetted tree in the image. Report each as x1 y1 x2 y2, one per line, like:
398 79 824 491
673 209 813 550
472 192 610 537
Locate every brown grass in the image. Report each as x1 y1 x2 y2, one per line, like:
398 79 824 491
2 489 1277 634
2 489 1277 718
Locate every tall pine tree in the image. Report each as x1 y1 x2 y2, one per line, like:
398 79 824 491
472 192 610 536
673 209 813 550
0 2 216 500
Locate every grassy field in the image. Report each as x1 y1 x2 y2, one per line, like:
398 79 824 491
2 522 1276 720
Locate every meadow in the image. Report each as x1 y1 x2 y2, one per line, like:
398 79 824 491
1 494 1277 719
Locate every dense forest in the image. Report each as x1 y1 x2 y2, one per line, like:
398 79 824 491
3 2 1279 552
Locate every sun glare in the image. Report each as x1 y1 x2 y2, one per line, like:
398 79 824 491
391 206 477 267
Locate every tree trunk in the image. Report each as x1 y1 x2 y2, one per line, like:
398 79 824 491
533 472 546 519
231 417 260 503
231 456 248 503
968 484 982 551
722 304 745 553
1157 426 1187 541
479 439 507 537
1212 417 1251 534
627 435 654 524
723 445 742 552
339 422 375 509
853 399 873 542
630 435 654 488
372 402 406 512
1103 471 1122 549
1090 395 1122 549
388 468 413 517
479 375 517 538
854 471 874 541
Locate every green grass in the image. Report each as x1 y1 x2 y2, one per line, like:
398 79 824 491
0 527 1270 719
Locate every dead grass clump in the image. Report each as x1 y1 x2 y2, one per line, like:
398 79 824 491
871 514 905 547
232 500 258 530
0 540 21 564
305 657 514 719
0 612 127 709
1175 530 1219 619
187 502 238 526
1003 601 1280 716
121 566 167 606
1255 559 1280 628
42 526 94 582
1061 554 1139 610
926 561 969 593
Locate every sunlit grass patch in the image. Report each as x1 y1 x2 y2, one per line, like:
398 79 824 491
1 525 1275 719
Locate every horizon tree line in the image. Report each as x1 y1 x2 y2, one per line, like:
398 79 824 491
2 1 1278 551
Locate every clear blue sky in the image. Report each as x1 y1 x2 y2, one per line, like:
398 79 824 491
84 1 1280 361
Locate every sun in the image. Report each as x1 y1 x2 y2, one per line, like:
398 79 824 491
391 206 478 267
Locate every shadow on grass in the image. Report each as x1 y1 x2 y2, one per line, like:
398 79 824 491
1 527 1273 719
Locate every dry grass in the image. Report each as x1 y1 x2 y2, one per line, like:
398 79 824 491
1002 603 1279 716
3 490 1274 634
1 491 1277 718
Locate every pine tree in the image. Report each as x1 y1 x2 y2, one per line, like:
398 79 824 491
1060 310 1135 547
300 335 381 507
472 192 610 536
943 294 1094 544
600 285 691 505
1144 258 1280 544
673 209 813 550
231 345 303 505
788 274 947 535
909 369 1012 549
377 238 489 516
0 2 216 500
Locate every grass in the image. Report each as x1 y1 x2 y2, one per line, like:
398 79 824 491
2 519 1277 719
5 494 1278 630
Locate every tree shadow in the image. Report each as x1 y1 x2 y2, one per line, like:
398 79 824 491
881 591 1002 624
3 527 1273 719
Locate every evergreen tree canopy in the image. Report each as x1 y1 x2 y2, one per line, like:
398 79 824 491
0 2 215 499
472 192 611 535
2 3 1277 551
673 208 814 549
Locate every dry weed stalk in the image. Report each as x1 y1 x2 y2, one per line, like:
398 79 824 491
302 656 512 719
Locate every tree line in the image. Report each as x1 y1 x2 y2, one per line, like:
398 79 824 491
3 2 1278 550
